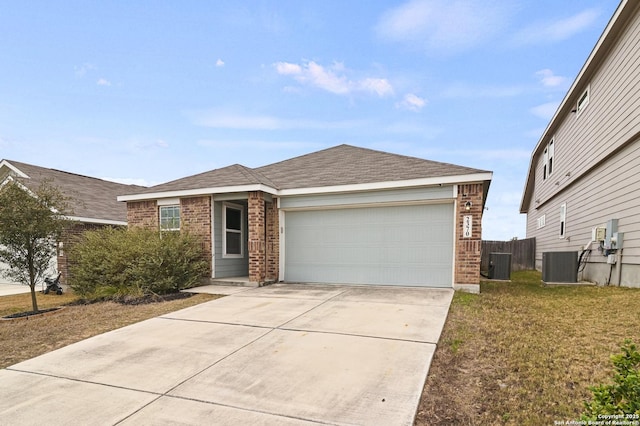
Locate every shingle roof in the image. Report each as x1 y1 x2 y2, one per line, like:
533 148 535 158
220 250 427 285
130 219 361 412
256 144 488 189
121 144 489 198
133 164 278 194
1 160 145 222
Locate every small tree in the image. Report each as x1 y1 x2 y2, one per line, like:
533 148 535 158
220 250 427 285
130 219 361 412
0 180 71 312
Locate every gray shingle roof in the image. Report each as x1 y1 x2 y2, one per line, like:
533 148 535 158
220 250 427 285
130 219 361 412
256 144 488 189
122 144 489 197
2 160 145 222
134 164 278 194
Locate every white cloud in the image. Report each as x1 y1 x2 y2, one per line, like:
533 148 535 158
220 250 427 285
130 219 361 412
535 69 567 88
359 78 394 97
274 60 394 97
513 8 600 45
215 59 225 67
186 110 367 130
396 93 427 111
75 63 96 77
96 78 111 86
275 62 302 75
530 101 560 120
376 0 513 54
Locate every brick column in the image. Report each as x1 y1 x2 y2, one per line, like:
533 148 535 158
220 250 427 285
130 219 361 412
248 192 266 283
180 196 213 276
265 199 279 282
454 183 484 293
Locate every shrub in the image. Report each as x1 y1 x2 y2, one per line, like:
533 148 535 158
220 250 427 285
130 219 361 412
68 227 209 300
581 339 640 419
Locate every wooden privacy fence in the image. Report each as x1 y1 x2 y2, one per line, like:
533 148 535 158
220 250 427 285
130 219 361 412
481 237 536 272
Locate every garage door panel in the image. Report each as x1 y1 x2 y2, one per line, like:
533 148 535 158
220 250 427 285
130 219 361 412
284 204 453 287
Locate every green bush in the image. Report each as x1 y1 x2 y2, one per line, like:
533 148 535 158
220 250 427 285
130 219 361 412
68 227 209 300
581 339 640 419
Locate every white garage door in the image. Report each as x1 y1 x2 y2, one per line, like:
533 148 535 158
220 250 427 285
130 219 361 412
284 203 454 287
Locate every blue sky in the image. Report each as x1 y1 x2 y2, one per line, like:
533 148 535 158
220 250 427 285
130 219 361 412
0 0 619 240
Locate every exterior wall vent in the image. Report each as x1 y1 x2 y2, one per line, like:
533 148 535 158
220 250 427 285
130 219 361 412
542 251 578 283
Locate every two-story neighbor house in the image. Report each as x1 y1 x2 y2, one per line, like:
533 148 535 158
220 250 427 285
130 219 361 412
119 145 492 293
0 159 144 285
520 0 640 287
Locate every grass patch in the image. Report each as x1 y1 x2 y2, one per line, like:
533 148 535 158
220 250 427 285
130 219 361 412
0 290 220 369
416 270 640 425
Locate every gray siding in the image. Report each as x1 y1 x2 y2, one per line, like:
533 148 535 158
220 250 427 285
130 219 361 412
279 186 454 210
526 3 640 285
213 200 249 278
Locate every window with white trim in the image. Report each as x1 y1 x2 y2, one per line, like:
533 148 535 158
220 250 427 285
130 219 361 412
537 214 546 229
577 85 590 115
159 205 180 231
543 138 554 180
223 203 243 257
559 203 566 238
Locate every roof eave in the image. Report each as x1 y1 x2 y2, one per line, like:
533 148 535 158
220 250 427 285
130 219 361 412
277 172 493 196
0 160 29 178
66 216 128 226
117 183 279 202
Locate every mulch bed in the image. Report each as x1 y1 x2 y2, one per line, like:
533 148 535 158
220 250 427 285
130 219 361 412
67 291 194 306
2 307 63 320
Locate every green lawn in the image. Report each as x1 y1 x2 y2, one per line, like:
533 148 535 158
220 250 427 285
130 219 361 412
416 270 640 425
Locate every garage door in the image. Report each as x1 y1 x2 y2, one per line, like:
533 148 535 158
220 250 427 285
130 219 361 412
284 203 453 287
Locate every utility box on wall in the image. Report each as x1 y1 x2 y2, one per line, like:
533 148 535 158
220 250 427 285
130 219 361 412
542 251 578 283
489 252 511 280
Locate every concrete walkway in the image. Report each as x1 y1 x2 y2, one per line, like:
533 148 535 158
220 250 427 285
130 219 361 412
0 283 453 425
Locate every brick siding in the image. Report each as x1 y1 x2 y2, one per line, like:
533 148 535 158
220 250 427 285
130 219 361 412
454 183 484 287
180 196 213 274
127 200 158 228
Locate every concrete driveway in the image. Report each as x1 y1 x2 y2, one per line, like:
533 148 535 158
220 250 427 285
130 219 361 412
0 283 453 425
0 282 31 297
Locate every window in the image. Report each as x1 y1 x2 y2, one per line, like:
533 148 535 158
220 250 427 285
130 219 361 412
159 205 180 231
223 203 243 257
537 214 546 229
559 203 566 238
543 139 554 180
577 86 590 115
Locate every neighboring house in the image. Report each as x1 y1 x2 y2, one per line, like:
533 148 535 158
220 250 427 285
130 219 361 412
0 159 145 284
119 144 492 293
520 0 640 287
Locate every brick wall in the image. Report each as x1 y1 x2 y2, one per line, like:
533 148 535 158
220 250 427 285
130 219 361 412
181 196 213 274
127 200 158 228
455 183 484 288
248 192 266 283
266 199 279 281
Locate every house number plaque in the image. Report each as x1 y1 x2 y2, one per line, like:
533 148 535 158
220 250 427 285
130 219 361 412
463 215 472 238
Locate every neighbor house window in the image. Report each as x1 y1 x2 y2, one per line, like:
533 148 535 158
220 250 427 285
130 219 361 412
559 203 566 238
223 203 243 257
537 214 546 229
577 86 590 115
159 205 180 231
543 139 554 180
